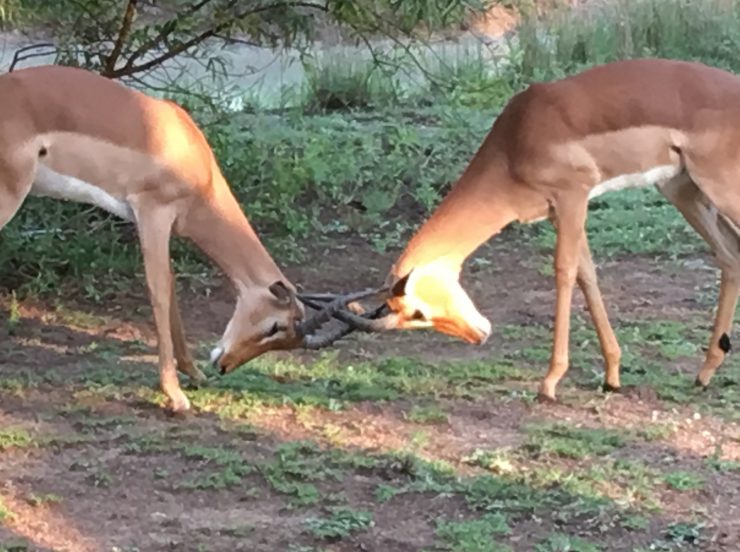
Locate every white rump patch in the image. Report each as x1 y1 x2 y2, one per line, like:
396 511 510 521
589 164 682 201
31 164 134 221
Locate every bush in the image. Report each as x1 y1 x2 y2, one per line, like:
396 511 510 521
301 54 401 112
514 0 740 84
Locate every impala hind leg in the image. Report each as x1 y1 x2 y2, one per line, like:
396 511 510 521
696 271 740 387
659 174 740 388
133 202 191 414
576 238 622 391
539 193 590 402
0 156 35 229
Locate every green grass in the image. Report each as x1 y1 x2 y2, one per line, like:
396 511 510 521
523 424 627 460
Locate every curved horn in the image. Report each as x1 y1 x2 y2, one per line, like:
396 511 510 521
295 287 389 337
325 305 398 332
298 302 390 350
302 325 355 350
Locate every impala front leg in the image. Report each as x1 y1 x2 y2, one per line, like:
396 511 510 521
170 281 207 386
576 238 622 391
539 195 589 402
135 205 191 414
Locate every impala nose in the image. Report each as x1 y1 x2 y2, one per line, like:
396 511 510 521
210 347 224 371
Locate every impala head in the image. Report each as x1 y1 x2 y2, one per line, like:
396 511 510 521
210 281 305 374
385 262 491 345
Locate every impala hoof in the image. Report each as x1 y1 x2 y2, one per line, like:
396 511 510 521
536 392 557 404
694 377 708 390
166 394 192 417
602 382 621 394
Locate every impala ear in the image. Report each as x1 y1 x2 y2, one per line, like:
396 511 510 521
391 272 411 297
269 281 293 305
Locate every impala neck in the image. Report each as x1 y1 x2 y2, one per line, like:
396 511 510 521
392 158 540 278
182 177 286 291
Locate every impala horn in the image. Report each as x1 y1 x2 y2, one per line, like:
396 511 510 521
295 287 398 349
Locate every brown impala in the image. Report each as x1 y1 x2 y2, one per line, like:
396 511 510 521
372 58 740 401
0 65 362 414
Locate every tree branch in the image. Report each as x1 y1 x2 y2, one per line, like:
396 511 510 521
116 0 235 77
9 43 57 72
102 0 138 76
107 24 225 78
108 0 328 80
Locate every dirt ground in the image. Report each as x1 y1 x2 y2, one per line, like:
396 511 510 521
1 237 740 552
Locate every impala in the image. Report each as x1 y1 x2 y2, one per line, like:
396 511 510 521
0 65 343 413
371 58 740 401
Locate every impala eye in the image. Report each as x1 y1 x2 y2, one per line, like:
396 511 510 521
265 322 281 338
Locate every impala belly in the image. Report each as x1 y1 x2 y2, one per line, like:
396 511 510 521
28 131 181 222
31 164 134 221
588 164 682 200
578 126 686 201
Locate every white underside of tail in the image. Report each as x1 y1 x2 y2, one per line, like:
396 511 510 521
30 164 134 222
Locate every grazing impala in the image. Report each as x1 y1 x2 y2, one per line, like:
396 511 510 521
375 58 740 401
0 65 337 413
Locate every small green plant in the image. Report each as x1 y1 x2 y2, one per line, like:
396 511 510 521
0 428 35 451
621 514 650 531
25 493 62 507
462 448 517 475
0 542 29 552
87 468 113 488
706 456 740 473
306 507 374 541
374 484 402 502
406 404 449 424
6 291 20 332
664 522 703 544
535 533 602 552
662 471 704 491
435 514 511 552
636 423 677 441
177 444 254 490
261 442 341 507
0 496 15 521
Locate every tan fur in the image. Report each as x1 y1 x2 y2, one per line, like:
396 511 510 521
0 65 303 413
387 58 740 400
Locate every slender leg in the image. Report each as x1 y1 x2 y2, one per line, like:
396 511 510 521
576 238 622 391
170 280 207 385
0 158 35 229
658 175 740 388
696 270 739 387
134 204 190 413
539 194 590 401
